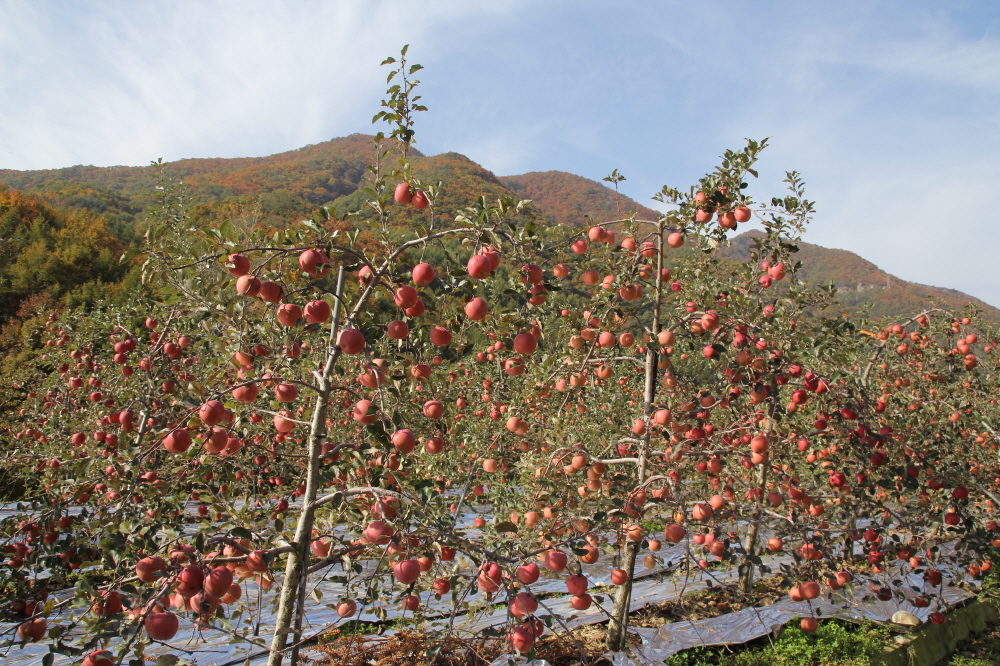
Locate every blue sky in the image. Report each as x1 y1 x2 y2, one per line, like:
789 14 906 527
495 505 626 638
3 1 1000 306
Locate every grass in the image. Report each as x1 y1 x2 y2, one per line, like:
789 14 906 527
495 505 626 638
939 556 1000 666
663 620 895 666
942 629 1000 666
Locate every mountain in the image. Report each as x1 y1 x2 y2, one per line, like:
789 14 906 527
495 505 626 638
499 171 661 226
724 231 1000 326
0 134 388 237
327 151 518 227
1 135 996 326
0 134 379 210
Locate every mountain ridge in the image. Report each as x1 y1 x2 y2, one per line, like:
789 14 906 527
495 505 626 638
1 135 996 325
724 230 1000 324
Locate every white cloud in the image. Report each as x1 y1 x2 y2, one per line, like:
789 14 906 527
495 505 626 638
0 0 528 168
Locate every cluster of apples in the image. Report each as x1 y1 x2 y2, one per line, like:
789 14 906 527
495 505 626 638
129 541 266 642
230 249 334 329
393 182 430 209
691 190 752 230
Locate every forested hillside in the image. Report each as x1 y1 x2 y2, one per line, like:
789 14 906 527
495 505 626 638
0 134 382 232
500 171 661 226
724 231 1000 325
0 135 996 326
0 186 135 320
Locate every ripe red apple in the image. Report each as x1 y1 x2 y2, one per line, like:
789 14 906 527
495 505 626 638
163 429 191 453
83 651 115 666
800 581 820 600
544 550 568 572
394 285 419 309
425 436 445 454
246 550 269 572
423 400 444 419
565 574 588 595
387 320 409 340
465 297 489 321
337 599 357 617
513 333 537 355
298 249 330 278
393 559 421 584
516 562 540 584
136 555 166 582
353 400 378 424
477 561 503 592
304 300 331 324
145 611 179 641
258 281 283 303
664 524 686 543
510 591 538 617
430 326 453 347
411 262 435 285
509 626 535 652
204 567 234 597
221 583 242 604
17 617 46 642
394 182 412 204
338 329 365 355
227 254 250 277
275 303 302 326
467 255 492 279
199 400 226 426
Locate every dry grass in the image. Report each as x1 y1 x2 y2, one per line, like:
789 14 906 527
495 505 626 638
308 575 786 665
308 623 631 666
632 576 788 626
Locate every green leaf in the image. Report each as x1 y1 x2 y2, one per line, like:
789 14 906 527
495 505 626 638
494 521 518 533
231 526 252 540
155 657 179 666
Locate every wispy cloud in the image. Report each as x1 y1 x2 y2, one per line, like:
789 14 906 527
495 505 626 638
0 1 528 168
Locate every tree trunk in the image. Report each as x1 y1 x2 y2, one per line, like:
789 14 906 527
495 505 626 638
740 394 775 594
739 460 768 594
607 221 664 652
267 269 344 666
606 541 640 650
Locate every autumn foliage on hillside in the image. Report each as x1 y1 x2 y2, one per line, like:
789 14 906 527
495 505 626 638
2 135 998 329
500 171 661 227
724 231 1000 326
329 151 518 227
0 135 381 234
0 186 134 320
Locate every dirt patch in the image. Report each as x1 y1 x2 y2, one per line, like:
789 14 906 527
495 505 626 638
632 576 788 626
308 624 633 666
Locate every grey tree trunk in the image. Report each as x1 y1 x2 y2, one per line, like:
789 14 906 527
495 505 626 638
267 269 344 666
739 461 769 594
607 222 664 652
